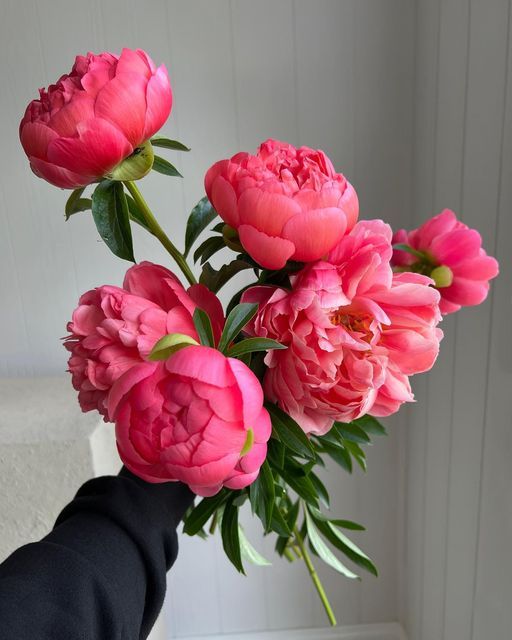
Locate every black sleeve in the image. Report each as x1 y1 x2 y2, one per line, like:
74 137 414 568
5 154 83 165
0 468 195 640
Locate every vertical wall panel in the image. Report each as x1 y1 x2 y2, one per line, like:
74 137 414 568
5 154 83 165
404 2 511 640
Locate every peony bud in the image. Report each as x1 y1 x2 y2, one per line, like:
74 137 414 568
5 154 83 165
430 265 453 288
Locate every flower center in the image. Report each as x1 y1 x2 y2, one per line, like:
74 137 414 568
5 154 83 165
330 309 374 343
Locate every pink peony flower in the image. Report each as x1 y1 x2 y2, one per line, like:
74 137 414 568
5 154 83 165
108 346 271 496
243 221 443 435
20 48 172 188
392 209 499 314
64 261 224 418
204 139 359 270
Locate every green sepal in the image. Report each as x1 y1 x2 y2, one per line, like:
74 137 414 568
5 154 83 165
148 333 198 361
109 140 154 181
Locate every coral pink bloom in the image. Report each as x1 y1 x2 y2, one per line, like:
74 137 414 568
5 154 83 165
20 48 172 188
205 139 359 270
243 221 443 435
109 346 271 496
64 262 224 419
392 209 499 314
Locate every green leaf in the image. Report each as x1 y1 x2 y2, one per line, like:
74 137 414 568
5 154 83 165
193 308 215 347
238 526 271 566
270 505 292 537
193 236 225 264
310 509 377 576
221 497 245 574
148 333 198 361
276 466 319 508
344 441 367 471
352 415 387 436
304 508 359 579
212 221 225 233
249 460 274 531
331 520 366 531
267 439 285 469
309 472 330 509
227 337 286 359
266 403 316 461
199 260 254 293
91 181 135 262
335 422 370 444
217 303 258 353
152 155 182 177
150 136 190 151
183 489 229 535
392 243 425 260
286 500 300 532
184 197 218 257
65 187 91 219
319 440 353 473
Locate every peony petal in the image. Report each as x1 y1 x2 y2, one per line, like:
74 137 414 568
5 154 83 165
210 175 239 227
95 71 148 147
339 181 359 231
238 225 295 270
452 255 499 281
143 65 173 139
238 188 301 235
20 122 59 161
48 93 96 137
29 156 92 188
47 117 132 178
227 358 265 426
166 345 235 387
282 208 347 262
116 47 153 78
187 284 225 343
430 227 483 264
413 209 458 249
441 277 491 307
108 361 159 419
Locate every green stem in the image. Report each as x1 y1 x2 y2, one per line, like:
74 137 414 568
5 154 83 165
124 180 197 286
294 525 337 626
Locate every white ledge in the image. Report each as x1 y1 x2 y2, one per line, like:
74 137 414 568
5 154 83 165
0 376 101 444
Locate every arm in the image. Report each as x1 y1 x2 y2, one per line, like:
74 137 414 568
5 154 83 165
0 468 194 640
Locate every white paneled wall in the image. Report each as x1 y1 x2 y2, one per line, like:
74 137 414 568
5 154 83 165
0 1 509 639
403 1 512 639
0 0 415 637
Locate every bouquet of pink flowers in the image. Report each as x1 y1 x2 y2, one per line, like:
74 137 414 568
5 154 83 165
20 48 499 625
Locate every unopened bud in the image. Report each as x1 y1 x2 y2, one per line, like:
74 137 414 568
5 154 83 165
430 265 453 288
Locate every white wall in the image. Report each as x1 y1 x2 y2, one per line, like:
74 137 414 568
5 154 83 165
1 1 509 639
0 0 415 636
402 1 512 639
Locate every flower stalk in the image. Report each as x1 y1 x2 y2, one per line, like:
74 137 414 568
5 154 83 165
293 524 337 626
124 180 197 286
